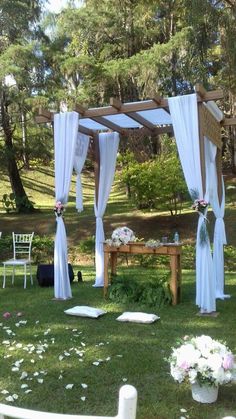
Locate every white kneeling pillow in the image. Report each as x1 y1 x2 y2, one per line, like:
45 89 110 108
64 306 106 318
116 311 160 324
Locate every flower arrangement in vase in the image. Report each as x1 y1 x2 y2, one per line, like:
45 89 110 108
105 227 135 247
168 335 236 403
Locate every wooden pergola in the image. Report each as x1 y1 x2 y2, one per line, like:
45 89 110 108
36 83 236 204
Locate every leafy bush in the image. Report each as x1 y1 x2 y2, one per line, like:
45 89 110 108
109 273 171 307
32 236 54 264
119 153 188 214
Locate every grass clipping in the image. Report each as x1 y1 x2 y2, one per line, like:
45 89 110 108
109 273 171 307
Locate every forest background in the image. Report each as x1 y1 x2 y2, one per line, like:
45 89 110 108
0 0 236 214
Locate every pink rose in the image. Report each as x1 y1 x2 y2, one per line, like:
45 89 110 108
3 312 11 319
223 354 234 370
180 361 189 370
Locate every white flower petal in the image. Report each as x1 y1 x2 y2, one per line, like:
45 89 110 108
5 396 14 402
21 384 28 389
81 383 88 389
65 384 74 390
1 390 9 394
20 371 28 380
59 355 64 361
122 378 128 382
180 409 187 413
81 396 86 401
12 394 18 400
92 362 100 366
37 379 44 384
12 367 19 372
24 389 32 394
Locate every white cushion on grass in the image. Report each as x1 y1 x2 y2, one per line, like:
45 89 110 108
64 306 106 318
116 312 160 324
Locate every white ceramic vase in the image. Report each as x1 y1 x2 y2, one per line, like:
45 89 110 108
191 383 218 403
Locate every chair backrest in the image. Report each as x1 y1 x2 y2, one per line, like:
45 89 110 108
0 385 137 419
13 232 34 260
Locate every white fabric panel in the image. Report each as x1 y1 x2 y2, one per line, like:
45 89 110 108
79 118 108 130
103 114 141 128
73 133 90 212
137 109 172 125
94 132 120 287
54 111 79 299
168 94 215 313
204 138 228 299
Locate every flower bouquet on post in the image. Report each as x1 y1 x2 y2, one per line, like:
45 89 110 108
168 335 236 403
54 201 65 217
105 226 135 247
192 199 209 216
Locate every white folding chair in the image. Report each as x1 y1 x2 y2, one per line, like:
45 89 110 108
2 232 34 289
0 385 137 419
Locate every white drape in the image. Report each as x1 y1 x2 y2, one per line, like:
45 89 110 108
168 94 215 313
204 138 228 299
94 132 120 287
73 133 90 212
54 112 79 299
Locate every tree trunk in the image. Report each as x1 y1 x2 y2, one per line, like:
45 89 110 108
21 109 30 169
1 93 34 213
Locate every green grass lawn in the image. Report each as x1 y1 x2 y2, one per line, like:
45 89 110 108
0 266 236 419
1 167 236 418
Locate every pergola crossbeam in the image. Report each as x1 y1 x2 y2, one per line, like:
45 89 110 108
90 116 124 134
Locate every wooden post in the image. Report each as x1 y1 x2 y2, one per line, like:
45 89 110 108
93 132 100 207
198 103 206 196
216 147 223 205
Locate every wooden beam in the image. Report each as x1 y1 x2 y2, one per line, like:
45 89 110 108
152 95 162 105
78 125 94 137
110 97 122 110
222 118 236 126
38 107 53 120
194 83 207 99
90 116 124 134
35 115 51 124
74 104 87 115
126 112 156 132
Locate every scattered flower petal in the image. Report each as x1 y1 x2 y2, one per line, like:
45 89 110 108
24 389 32 394
81 396 86 401
81 383 88 389
5 396 14 402
122 378 128 382
1 390 9 394
65 384 74 390
92 362 100 366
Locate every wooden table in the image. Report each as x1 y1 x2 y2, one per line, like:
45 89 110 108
103 242 182 305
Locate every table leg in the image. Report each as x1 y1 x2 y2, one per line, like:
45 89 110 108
177 254 181 302
104 251 109 298
170 255 178 305
111 253 117 276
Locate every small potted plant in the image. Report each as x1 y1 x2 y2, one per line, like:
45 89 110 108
168 335 236 403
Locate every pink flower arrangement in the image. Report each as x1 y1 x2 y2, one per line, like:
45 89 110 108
168 335 236 387
54 201 65 217
192 199 209 214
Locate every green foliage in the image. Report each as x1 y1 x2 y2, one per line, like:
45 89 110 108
109 273 172 307
1 193 15 213
120 151 188 214
78 236 95 254
32 235 54 264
